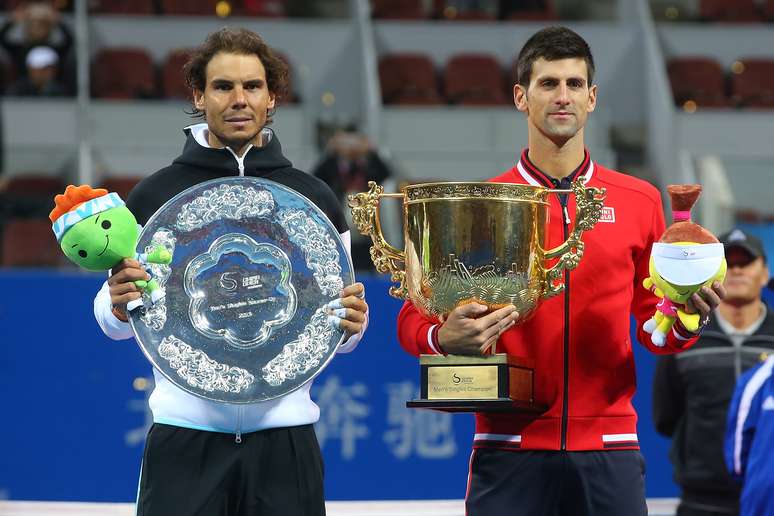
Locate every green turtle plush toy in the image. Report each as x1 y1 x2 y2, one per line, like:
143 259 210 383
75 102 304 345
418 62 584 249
50 184 172 311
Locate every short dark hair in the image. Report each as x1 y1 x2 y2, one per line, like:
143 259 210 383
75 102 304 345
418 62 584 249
515 26 595 88
183 27 290 123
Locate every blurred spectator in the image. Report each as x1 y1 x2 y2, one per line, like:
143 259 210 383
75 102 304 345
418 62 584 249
312 130 393 270
724 354 774 516
0 2 73 82
654 228 774 516
6 46 66 96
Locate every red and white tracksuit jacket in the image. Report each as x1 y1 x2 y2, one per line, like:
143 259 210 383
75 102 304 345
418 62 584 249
397 150 699 452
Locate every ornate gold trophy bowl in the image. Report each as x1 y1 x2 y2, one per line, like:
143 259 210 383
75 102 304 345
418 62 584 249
349 180 605 412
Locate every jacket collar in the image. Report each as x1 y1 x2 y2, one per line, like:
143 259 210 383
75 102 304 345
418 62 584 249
515 148 594 187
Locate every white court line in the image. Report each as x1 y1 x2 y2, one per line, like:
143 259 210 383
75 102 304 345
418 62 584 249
0 499 680 516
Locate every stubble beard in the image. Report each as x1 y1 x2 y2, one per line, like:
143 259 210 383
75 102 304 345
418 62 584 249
211 124 261 154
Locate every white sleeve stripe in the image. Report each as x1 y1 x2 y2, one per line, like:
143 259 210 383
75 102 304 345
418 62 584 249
473 433 522 443
733 358 774 474
426 324 441 354
602 433 638 442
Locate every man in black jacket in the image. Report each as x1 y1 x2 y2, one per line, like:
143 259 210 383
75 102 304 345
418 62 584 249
653 228 774 516
95 28 369 516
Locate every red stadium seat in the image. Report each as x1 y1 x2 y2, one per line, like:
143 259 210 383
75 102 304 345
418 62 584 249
444 53 508 106
89 0 155 14
379 53 442 105
92 48 156 99
161 0 223 15
765 0 774 20
1 55 15 94
731 58 774 108
5 175 66 199
99 176 143 202
666 57 729 108
372 0 426 19
440 7 496 21
503 0 556 21
699 0 763 22
1 218 64 267
162 49 193 100
243 0 286 17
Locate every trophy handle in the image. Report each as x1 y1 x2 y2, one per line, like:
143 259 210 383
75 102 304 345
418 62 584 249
347 181 408 299
541 180 606 298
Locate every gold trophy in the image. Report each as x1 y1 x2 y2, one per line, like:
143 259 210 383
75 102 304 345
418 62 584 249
349 180 605 412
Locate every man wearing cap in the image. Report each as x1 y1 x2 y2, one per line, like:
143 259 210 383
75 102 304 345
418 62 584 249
654 228 774 516
7 45 66 97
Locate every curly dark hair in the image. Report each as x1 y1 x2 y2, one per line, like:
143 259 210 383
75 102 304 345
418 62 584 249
515 26 595 88
183 27 290 124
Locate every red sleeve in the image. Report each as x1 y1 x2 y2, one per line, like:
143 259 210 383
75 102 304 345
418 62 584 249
632 191 699 354
397 301 444 357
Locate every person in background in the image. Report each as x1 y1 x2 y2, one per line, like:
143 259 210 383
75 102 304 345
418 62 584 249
654 228 774 516
312 129 392 270
0 1 72 83
725 352 774 516
7 45 66 96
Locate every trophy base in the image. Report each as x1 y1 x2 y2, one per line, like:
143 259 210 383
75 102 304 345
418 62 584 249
408 353 547 414
406 398 547 413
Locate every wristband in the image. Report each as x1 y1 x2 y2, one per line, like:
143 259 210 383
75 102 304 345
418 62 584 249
431 324 447 355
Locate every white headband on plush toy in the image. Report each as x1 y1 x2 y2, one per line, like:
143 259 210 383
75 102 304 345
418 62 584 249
52 192 125 242
652 242 725 286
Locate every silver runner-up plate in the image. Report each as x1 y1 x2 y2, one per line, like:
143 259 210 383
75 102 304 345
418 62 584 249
129 177 354 403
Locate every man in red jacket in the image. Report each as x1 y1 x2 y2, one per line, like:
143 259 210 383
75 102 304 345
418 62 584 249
397 26 725 516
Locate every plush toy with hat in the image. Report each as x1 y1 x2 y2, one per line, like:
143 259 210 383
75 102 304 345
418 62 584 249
642 184 727 346
50 185 172 311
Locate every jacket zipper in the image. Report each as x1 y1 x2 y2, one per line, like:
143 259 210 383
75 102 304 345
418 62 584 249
235 406 243 444
225 144 253 176
700 331 774 379
225 142 252 444
557 179 572 451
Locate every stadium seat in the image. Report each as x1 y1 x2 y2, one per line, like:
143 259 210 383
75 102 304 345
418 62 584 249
161 0 222 16
89 0 155 14
162 49 193 100
666 57 728 108
699 0 763 22
92 48 156 99
5 175 66 199
242 0 286 17
765 0 774 20
1 218 63 267
444 54 508 105
731 58 774 108
99 176 143 202
0 56 15 94
500 0 555 20
439 7 496 21
379 53 442 105
372 0 426 19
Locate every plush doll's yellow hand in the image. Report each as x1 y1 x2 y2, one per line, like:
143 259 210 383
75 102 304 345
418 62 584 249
677 309 702 333
643 277 665 298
